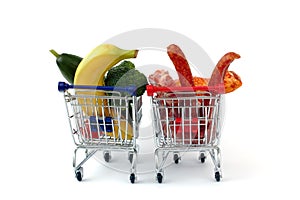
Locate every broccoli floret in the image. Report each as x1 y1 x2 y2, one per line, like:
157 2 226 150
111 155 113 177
104 60 135 87
104 60 148 96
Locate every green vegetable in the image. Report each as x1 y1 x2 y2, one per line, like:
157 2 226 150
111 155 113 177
104 60 148 96
50 49 82 84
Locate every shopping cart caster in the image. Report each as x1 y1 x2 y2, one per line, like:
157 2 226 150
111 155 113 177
173 153 180 164
199 152 206 163
104 151 111 162
215 171 221 182
130 173 136 184
157 173 163 183
75 167 83 182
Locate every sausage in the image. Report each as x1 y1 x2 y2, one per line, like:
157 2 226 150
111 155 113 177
208 52 240 92
167 44 194 87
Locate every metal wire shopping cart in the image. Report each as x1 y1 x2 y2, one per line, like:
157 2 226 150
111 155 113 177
146 85 224 183
58 82 142 183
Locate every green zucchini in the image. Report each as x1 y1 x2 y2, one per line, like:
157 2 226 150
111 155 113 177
50 49 82 84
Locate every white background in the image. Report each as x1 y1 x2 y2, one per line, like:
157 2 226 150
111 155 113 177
1 0 299 199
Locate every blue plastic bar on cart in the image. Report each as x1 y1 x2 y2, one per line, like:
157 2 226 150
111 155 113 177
58 82 137 96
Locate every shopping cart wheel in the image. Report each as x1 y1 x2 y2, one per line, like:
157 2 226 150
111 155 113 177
215 171 221 182
199 152 206 163
173 153 180 164
157 173 163 183
104 152 111 162
130 173 136 184
75 167 83 182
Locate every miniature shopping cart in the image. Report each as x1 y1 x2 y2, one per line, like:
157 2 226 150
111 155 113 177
147 85 224 183
58 82 142 183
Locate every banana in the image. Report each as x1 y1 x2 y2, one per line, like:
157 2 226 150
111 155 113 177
74 44 138 87
74 43 138 139
113 120 134 140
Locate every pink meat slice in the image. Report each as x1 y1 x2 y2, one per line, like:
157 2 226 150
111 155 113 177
148 69 177 87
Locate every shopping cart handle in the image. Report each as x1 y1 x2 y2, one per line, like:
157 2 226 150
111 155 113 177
146 85 224 96
58 82 137 95
58 82 71 92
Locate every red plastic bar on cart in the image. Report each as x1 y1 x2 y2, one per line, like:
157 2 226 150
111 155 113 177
146 85 224 96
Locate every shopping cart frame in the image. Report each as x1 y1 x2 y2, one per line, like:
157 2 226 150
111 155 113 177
147 85 224 183
58 82 142 183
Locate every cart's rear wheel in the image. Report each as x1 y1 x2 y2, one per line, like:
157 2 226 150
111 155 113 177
173 154 179 164
199 152 206 163
215 171 221 182
200 157 206 163
130 173 136 184
157 173 163 183
75 167 83 182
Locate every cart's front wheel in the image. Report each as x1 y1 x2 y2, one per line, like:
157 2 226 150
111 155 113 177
130 173 136 184
173 153 180 164
75 167 83 182
157 173 163 183
215 171 221 182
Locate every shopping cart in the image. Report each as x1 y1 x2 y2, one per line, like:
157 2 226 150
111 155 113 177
58 82 142 183
147 85 224 183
